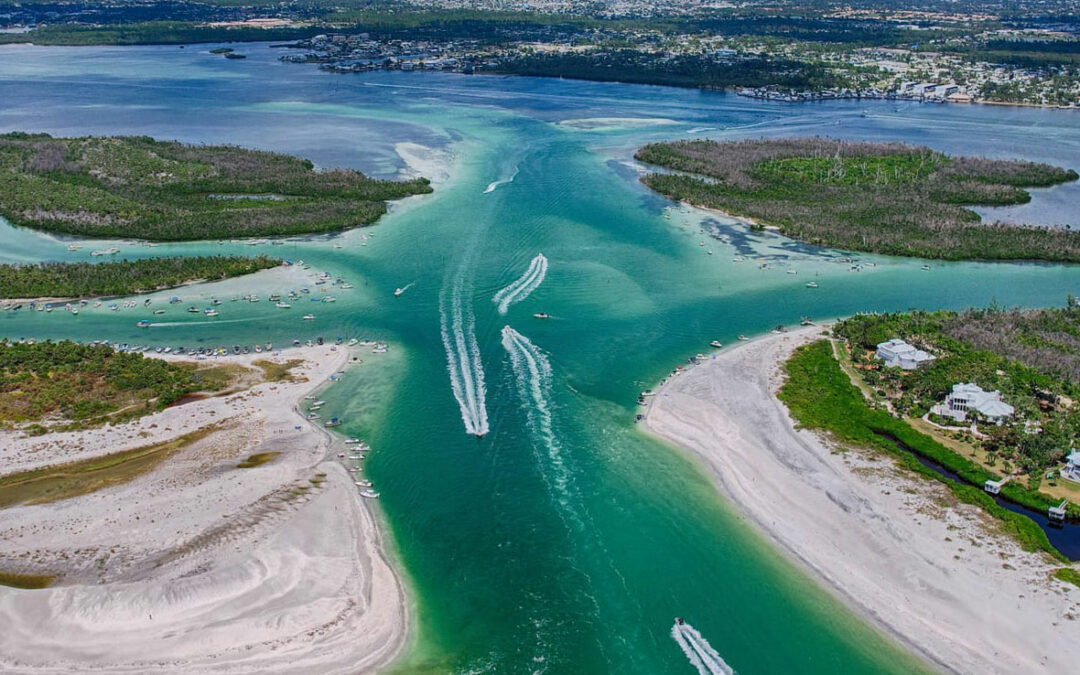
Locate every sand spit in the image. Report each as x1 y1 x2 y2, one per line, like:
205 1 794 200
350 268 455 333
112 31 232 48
645 327 1080 675
0 346 408 674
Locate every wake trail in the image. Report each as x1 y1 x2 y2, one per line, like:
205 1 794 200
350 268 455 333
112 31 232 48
482 166 520 194
493 253 548 315
500 326 574 507
439 276 488 436
671 622 735 675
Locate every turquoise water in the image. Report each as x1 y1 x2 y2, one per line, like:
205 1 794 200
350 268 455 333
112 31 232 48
3 43 1080 673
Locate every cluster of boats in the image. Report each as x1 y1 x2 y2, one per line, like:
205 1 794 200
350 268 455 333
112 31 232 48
334 436 379 499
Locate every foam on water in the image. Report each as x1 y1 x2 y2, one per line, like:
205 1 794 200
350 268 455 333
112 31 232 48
493 253 548 315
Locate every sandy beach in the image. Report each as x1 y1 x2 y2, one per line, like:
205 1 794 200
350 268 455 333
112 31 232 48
0 346 409 674
645 327 1080 674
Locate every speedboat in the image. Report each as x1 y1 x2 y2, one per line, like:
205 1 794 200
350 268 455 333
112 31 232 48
136 319 151 328
355 480 372 488
154 309 166 315
710 340 723 348
533 312 550 319
394 287 404 296
921 264 931 271
360 490 380 499
805 282 819 288
204 308 219 317
302 314 315 321
276 302 291 309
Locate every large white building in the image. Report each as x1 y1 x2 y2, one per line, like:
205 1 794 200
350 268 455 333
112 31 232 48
933 383 1014 423
875 338 935 370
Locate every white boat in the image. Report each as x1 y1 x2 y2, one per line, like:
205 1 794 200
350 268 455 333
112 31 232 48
154 309 166 315
204 309 219 316
921 265 931 271
276 302 291 309
533 312 550 319
66 244 82 251
805 282 819 288
355 481 372 488
787 269 797 275
738 335 749 341
360 490 380 499
90 247 119 256
394 287 404 296
322 296 336 303
302 314 315 321
710 340 723 348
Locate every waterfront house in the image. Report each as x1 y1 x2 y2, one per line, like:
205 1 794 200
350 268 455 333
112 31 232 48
1062 450 1080 483
932 383 1014 423
875 338 935 370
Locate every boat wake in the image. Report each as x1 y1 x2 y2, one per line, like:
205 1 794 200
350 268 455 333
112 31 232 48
440 281 489 436
501 326 574 514
493 253 547 315
671 621 735 675
482 166 519 194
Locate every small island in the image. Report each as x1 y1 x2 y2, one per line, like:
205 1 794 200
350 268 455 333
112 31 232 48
0 255 280 300
636 138 1080 262
0 133 431 241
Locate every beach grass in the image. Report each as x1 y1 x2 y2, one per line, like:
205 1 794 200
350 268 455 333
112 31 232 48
1052 567 1080 588
779 340 1065 561
254 359 303 382
0 424 219 508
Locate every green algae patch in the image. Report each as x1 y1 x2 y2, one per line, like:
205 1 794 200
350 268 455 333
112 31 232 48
0 424 219 508
0 570 56 589
237 451 280 469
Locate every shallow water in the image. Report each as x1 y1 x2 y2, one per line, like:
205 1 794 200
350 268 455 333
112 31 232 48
2 43 1080 673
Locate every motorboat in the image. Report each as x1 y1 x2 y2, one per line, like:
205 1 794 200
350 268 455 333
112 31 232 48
533 312 550 319
276 302 291 309
738 335 750 341
710 340 723 348
136 319 151 328
355 481 372 488
154 309 166 315
394 287 405 296
302 314 315 321
805 282 819 288
204 309 219 317
360 490 380 499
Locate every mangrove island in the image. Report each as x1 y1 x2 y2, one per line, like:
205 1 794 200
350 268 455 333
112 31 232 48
0 133 432 241
636 138 1079 262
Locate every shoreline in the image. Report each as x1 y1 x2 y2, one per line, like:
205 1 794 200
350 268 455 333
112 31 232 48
0 344 410 674
643 326 1080 674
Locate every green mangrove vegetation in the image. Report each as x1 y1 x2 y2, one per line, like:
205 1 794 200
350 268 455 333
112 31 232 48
636 138 1080 262
0 340 220 427
778 339 1065 560
0 132 431 241
0 255 280 299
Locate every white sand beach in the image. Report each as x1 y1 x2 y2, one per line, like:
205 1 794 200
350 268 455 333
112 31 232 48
0 346 408 674
645 327 1080 674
